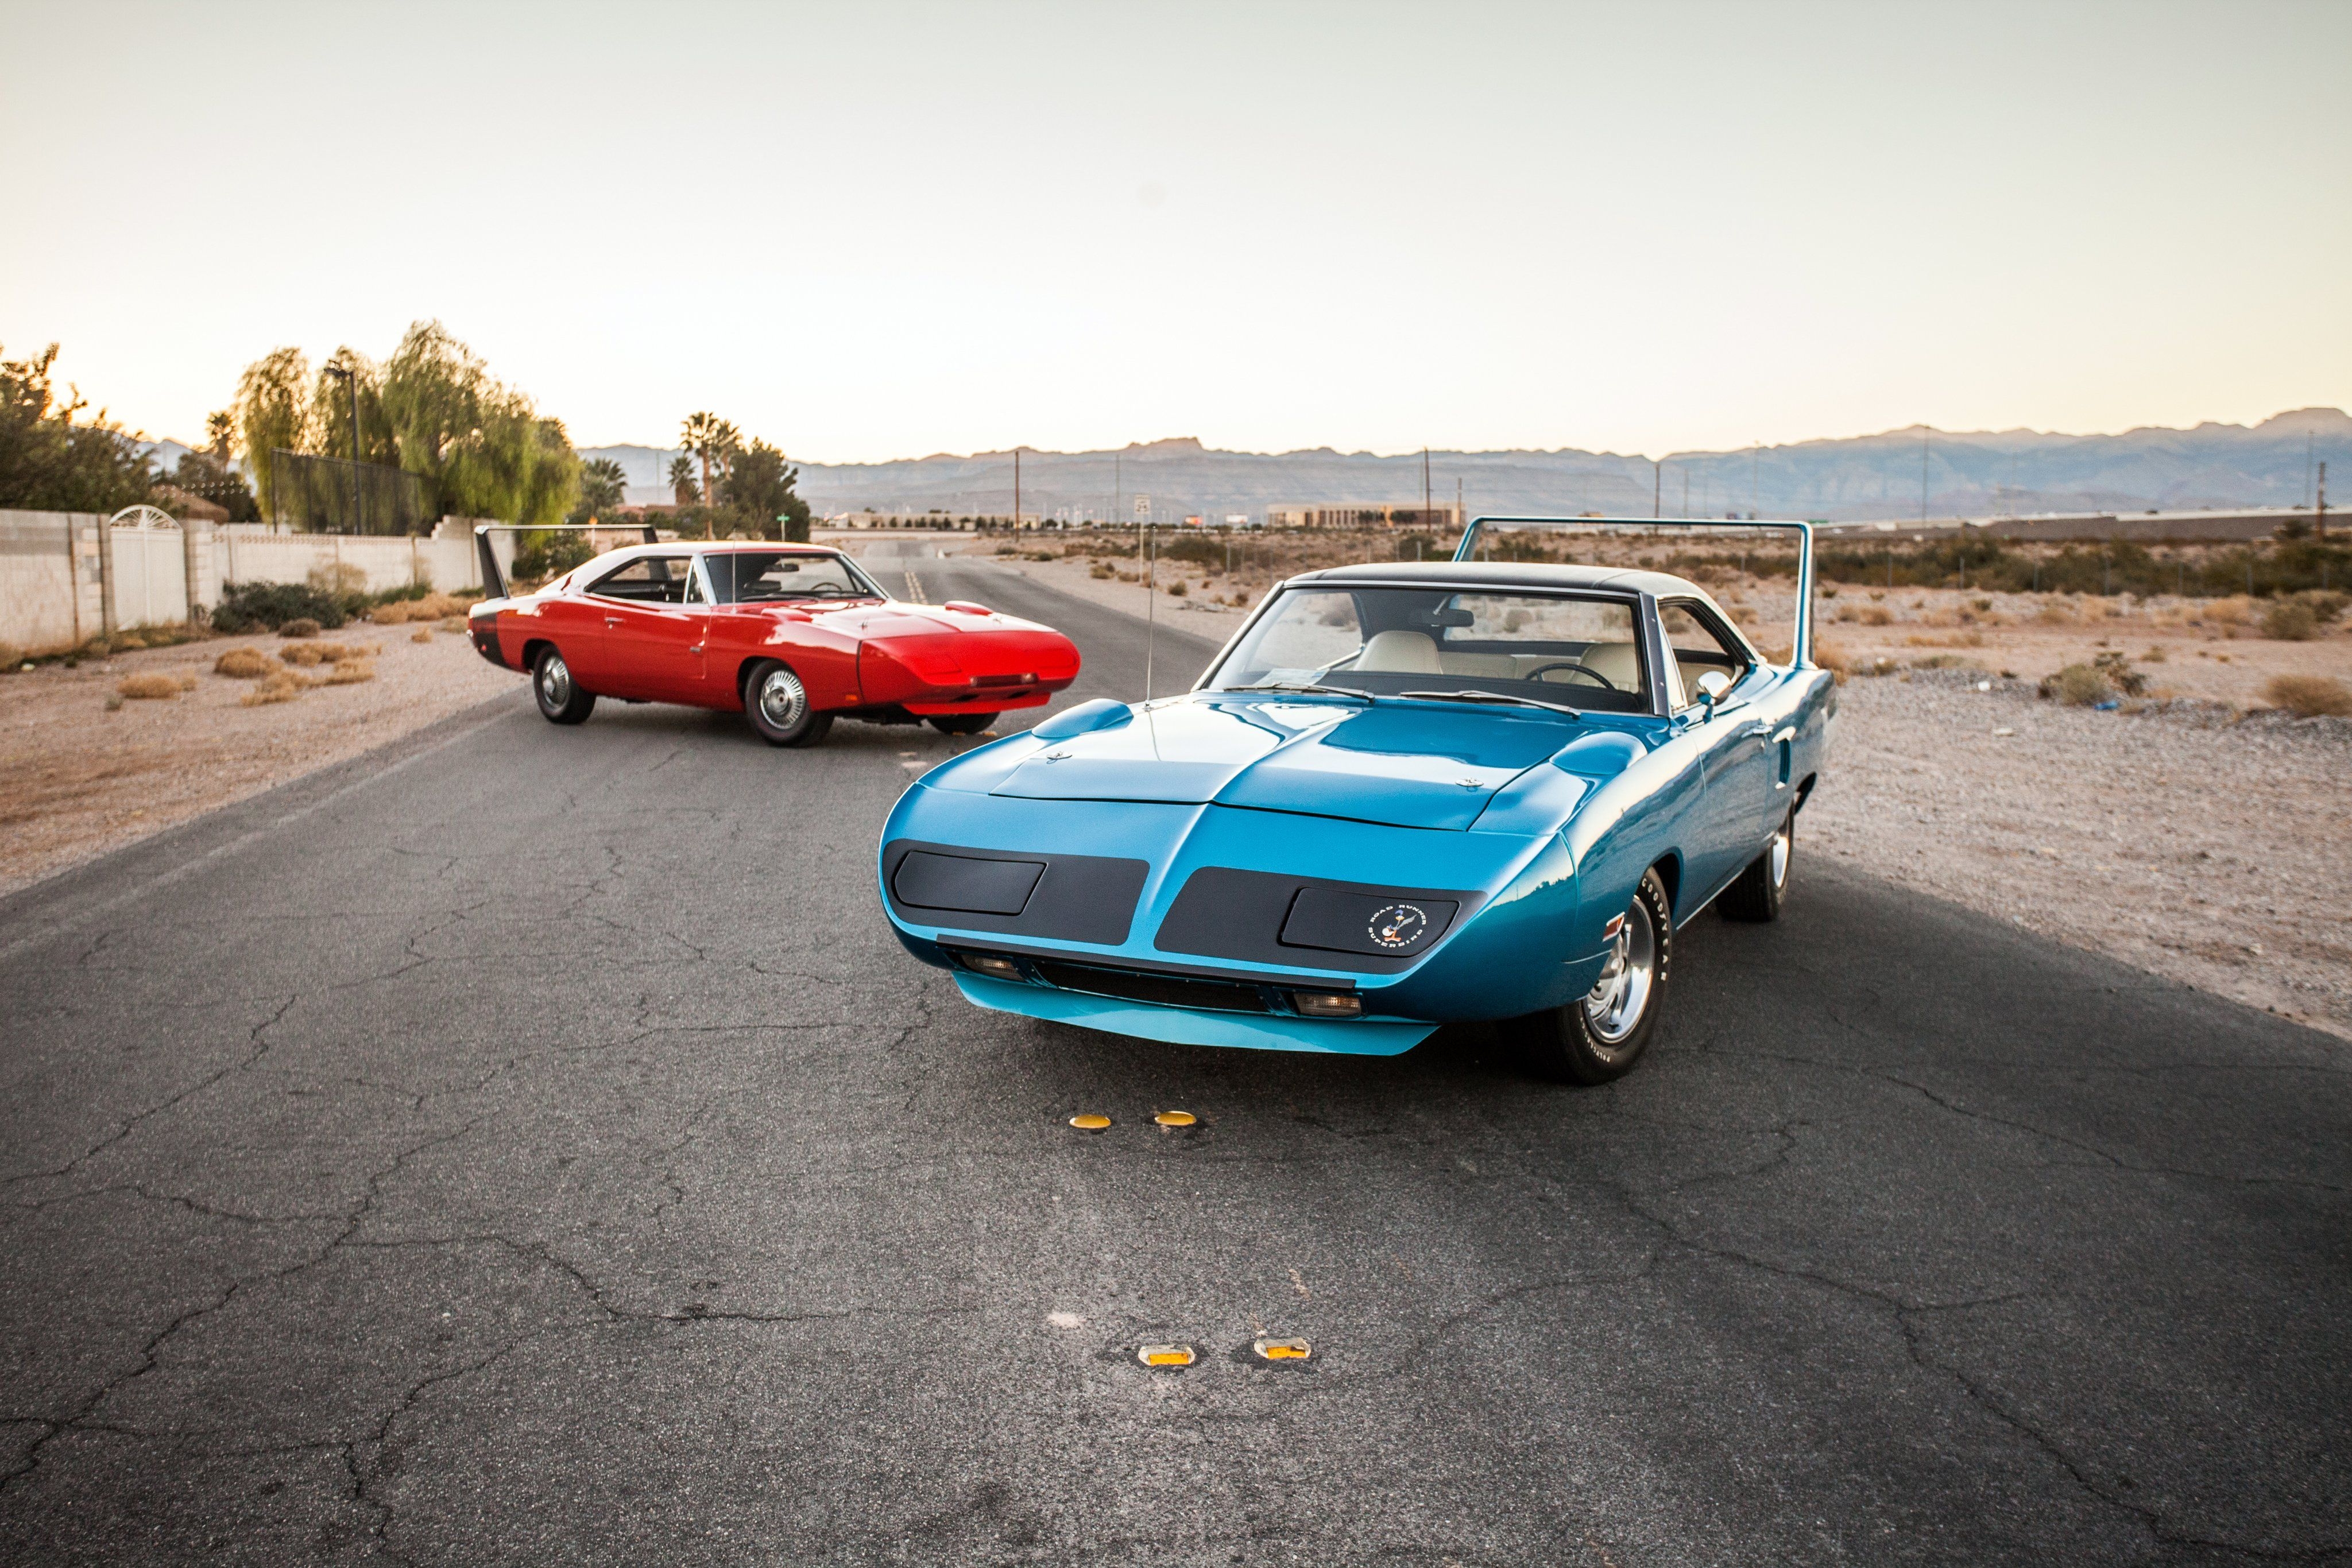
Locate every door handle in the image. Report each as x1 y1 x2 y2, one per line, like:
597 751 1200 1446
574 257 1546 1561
605 616 624 627
1741 722 1772 739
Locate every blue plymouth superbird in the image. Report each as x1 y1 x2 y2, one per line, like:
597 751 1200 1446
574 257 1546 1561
876 517 1835 1082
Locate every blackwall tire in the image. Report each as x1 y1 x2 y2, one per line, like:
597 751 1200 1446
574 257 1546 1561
1511 868 1673 1086
743 661 833 748
1719 807 1794 923
533 646 595 725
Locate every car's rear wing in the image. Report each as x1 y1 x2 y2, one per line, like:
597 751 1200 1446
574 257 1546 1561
1452 514 1818 669
473 521 660 601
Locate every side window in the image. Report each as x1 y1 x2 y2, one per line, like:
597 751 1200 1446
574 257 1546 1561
1659 602 1750 710
589 556 698 605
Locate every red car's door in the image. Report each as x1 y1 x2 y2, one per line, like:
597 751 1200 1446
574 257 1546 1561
585 553 710 702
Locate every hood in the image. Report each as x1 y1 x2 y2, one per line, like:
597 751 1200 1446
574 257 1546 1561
989 695 1577 831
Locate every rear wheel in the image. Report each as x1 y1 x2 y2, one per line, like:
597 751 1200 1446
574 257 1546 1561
1510 868 1672 1085
926 712 999 736
1719 806 1794 922
533 646 595 725
743 661 833 748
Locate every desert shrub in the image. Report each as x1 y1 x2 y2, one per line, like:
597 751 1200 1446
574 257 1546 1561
214 647 273 678
280 641 366 667
1910 653 1979 671
2040 663 2112 705
278 618 322 639
2297 590 2348 625
1167 580 1187 596
2092 650 2147 695
439 615 467 633
368 590 469 625
2262 599 2318 641
241 670 305 706
210 581 346 633
0 642 21 669
1856 606 1893 626
116 673 183 700
2264 675 2352 717
319 660 376 686
412 628 433 644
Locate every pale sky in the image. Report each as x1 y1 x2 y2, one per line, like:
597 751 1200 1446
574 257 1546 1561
2 0 2345 463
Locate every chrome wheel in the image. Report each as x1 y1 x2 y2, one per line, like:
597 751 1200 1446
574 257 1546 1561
537 653 570 707
1583 896 1657 1046
756 666 807 730
1769 819 1791 889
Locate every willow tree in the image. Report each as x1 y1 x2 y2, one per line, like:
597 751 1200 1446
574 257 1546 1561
379 320 579 524
310 348 396 469
234 347 312 517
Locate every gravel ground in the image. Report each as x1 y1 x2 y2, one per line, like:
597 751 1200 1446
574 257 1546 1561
0 624 523 897
1808 669 2352 1039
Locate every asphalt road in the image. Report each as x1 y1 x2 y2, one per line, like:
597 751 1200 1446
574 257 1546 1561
2 541 2347 1566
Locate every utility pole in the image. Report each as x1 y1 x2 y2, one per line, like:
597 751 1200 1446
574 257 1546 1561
1013 446 1020 532
2319 461 2328 540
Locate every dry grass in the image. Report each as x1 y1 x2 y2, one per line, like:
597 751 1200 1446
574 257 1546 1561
240 669 307 706
318 660 377 686
439 616 467 634
2264 600 2319 641
213 647 274 679
2264 674 2352 718
368 591 476 625
278 618 322 639
411 628 434 644
2041 662 2113 706
279 641 371 667
115 673 189 700
1812 640 1851 684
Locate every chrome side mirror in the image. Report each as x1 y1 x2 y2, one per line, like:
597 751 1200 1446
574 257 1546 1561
1695 669 1732 708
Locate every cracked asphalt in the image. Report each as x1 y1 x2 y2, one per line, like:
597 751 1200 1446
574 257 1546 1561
2 545 2347 1565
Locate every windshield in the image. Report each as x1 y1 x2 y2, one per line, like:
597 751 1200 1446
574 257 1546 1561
1207 586 1649 713
705 551 881 604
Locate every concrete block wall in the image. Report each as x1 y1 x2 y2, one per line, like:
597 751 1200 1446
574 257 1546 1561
0 510 500 653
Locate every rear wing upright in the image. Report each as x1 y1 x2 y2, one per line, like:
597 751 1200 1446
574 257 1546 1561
473 521 660 601
1452 514 1818 669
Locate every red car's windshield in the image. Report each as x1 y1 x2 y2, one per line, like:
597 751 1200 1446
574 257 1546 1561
706 551 882 604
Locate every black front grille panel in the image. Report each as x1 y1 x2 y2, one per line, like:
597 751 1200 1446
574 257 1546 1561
1031 959 1271 1015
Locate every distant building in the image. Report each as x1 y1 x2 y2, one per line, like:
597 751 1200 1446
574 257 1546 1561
1265 503 1463 529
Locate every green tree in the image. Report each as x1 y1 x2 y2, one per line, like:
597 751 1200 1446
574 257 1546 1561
572 456 628 521
679 412 739 537
311 348 396 469
718 439 810 541
0 343 156 513
235 346 311 518
668 453 699 504
378 320 579 524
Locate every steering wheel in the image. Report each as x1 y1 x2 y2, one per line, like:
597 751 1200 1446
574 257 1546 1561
1522 660 1618 692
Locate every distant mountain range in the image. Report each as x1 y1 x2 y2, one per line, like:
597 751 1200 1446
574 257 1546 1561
581 408 2351 525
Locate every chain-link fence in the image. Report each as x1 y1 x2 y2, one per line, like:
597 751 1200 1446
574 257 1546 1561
266 449 437 534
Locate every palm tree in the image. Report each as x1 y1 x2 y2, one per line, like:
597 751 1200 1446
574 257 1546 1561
667 454 699 505
679 413 740 538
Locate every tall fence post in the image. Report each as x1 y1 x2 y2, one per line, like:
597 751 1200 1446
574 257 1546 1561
95 516 116 642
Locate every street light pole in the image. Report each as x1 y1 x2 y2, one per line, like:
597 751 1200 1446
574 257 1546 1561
323 363 361 533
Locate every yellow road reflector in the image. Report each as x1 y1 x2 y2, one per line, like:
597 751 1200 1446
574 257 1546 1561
1068 1114 1111 1131
1254 1337 1311 1361
1154 1110 1197 1128
1138 1344 1196 1367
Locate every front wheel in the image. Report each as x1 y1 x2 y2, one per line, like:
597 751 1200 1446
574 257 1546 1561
1719 806 1794 922
533 646 595 725
742 661 834 748
1509 867 1673 1085
926 712 999 737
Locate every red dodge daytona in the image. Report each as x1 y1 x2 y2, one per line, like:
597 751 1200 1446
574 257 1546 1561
467 541 1080 746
